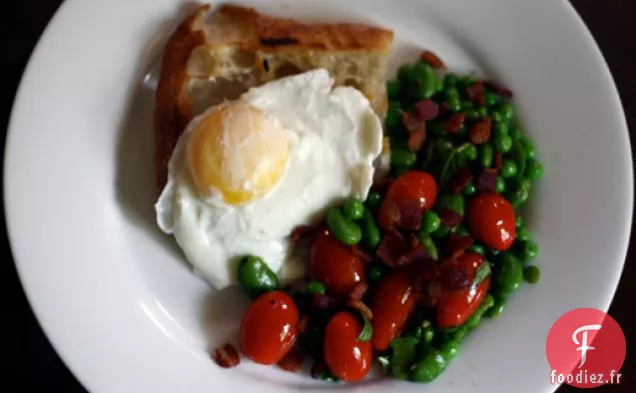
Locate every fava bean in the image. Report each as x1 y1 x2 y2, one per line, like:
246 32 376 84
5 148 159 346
524 265 541 284
422 211 441 234
366 191 382 210
480 143 494 168
391 149 417 169
359 207 381 248
238 256 280 298
485 292 507 318
494 252 523 293
326 208 362 245
437 193 465 216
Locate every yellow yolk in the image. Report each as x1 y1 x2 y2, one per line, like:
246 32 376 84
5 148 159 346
187 102 290 205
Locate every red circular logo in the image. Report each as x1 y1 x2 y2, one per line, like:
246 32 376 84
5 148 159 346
546 308 626 388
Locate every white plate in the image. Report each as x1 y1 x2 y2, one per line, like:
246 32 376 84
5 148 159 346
5 0 632 392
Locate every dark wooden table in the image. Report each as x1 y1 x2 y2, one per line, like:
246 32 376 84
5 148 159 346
1 1 633 392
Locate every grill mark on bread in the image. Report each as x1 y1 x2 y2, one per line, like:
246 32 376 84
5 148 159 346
260 37 299 46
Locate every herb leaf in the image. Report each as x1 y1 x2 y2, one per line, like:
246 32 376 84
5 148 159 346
440 143 472 186
358 315 373 342
473 262 492 285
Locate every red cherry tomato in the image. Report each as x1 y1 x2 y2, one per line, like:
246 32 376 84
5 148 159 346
436 253 491 329
324 311 373 382
466 192 516 251
310 230 365 296
370 270 415 351
240 291 299 365
378 171 438 231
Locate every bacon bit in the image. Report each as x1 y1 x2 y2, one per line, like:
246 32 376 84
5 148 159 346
442 113 465 134
484 80 514 98
448 167 473 194
465 81 485 106
311 360 326 379
347 299 373 320
447 235 474 258
397 245 429 266
440 262 472 290
350 283 369 301
474 170 498 192
312 293 336 310
297 315 309 333
438 208 463 228
377 231 410 267
372 177 392 190
403 112 426 134
409 233 421 249
352 247 372 263
494 152 503 171
278 348 305 372
212 343 240 368
415 99 439 121
420 50 446 69
426 280 443 306
468 116 492 144
408 129 427 152
290 225 313 242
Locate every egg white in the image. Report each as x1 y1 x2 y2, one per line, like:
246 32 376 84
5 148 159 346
155 69 383 289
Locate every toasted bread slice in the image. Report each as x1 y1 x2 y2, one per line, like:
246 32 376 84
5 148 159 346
155 4 394 190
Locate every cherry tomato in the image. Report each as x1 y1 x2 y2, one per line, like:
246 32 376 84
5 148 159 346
370 270 415 351
324 311 373 382
436 253 491 329
466 192 516 251
240 291 299 365
310 230 365 296
378 171 438 231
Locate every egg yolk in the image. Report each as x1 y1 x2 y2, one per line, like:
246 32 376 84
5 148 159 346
187 102 290 205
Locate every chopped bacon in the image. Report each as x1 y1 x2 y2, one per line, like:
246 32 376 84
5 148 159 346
484 80 514 98
415 99 440 121
408 128 427 152
448 167 473 194
397 245 429 266
442 113 465 134
278 348 305 372
426 280 443 306
494 152 503 171
347 299 373 320
447 235 474 258
352 247 372 263
402 113 427 152
474 170 498 192
379 197 424 232
377 231 410 267
290 225 316 243
438 208 463 228
468 116 492 144
419 50 446 69
465 81 485 106
297 315 309 333
212 343 240 368
440 262 472 290
350 283 369 301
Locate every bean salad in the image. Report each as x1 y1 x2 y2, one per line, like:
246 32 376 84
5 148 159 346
214 50 543 384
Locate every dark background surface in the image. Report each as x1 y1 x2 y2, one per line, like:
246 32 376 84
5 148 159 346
1 0 633 392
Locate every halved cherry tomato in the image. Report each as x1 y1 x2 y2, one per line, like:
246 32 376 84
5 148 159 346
240 291 298 365
378 171 438 231
324 311 372 382
310 230 365 296
436 253 491 329
466 192 516 251
370 270 415 351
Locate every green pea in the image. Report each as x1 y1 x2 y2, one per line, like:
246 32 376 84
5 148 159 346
417 232 439 261
326 208 362 245
494 133 513 153
422 211 441 234
461 100 475 110
452 325 470 342
386 101 402 129
526 159 544 180
515 215 524 228
436 193 465 216
477 107 489 118
391 149 417 169
398 64 413 84
458 75 477 89
468 244 486 256
435 137 455 161
511 139 527 179
480 143 494 168
490 111 504 124
366 191 382 210
484 91 499 107
517 226 531 242
466 293 495 328
367 264 385 284
414 62 438 99
390 336 419 380
439 340 460 361
494 252 524 293
444 87 460 101
359 207 381 248
343 198 365 220
506 178 531 208
306 281 326 296
462 144 478 161
499 102 515 121
432 225 450 238
447 98 462 113
387 81 400 99
485 292 507 318
522 137 536 159
465 109 480 122
410 351 448 383
524 265 541 284
494 121 509 135
238 256 280 298
464 183 476 196
444 74 459 88
500 160 517 178
496 176 506 193
509 127 523 141
517 240 539 263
